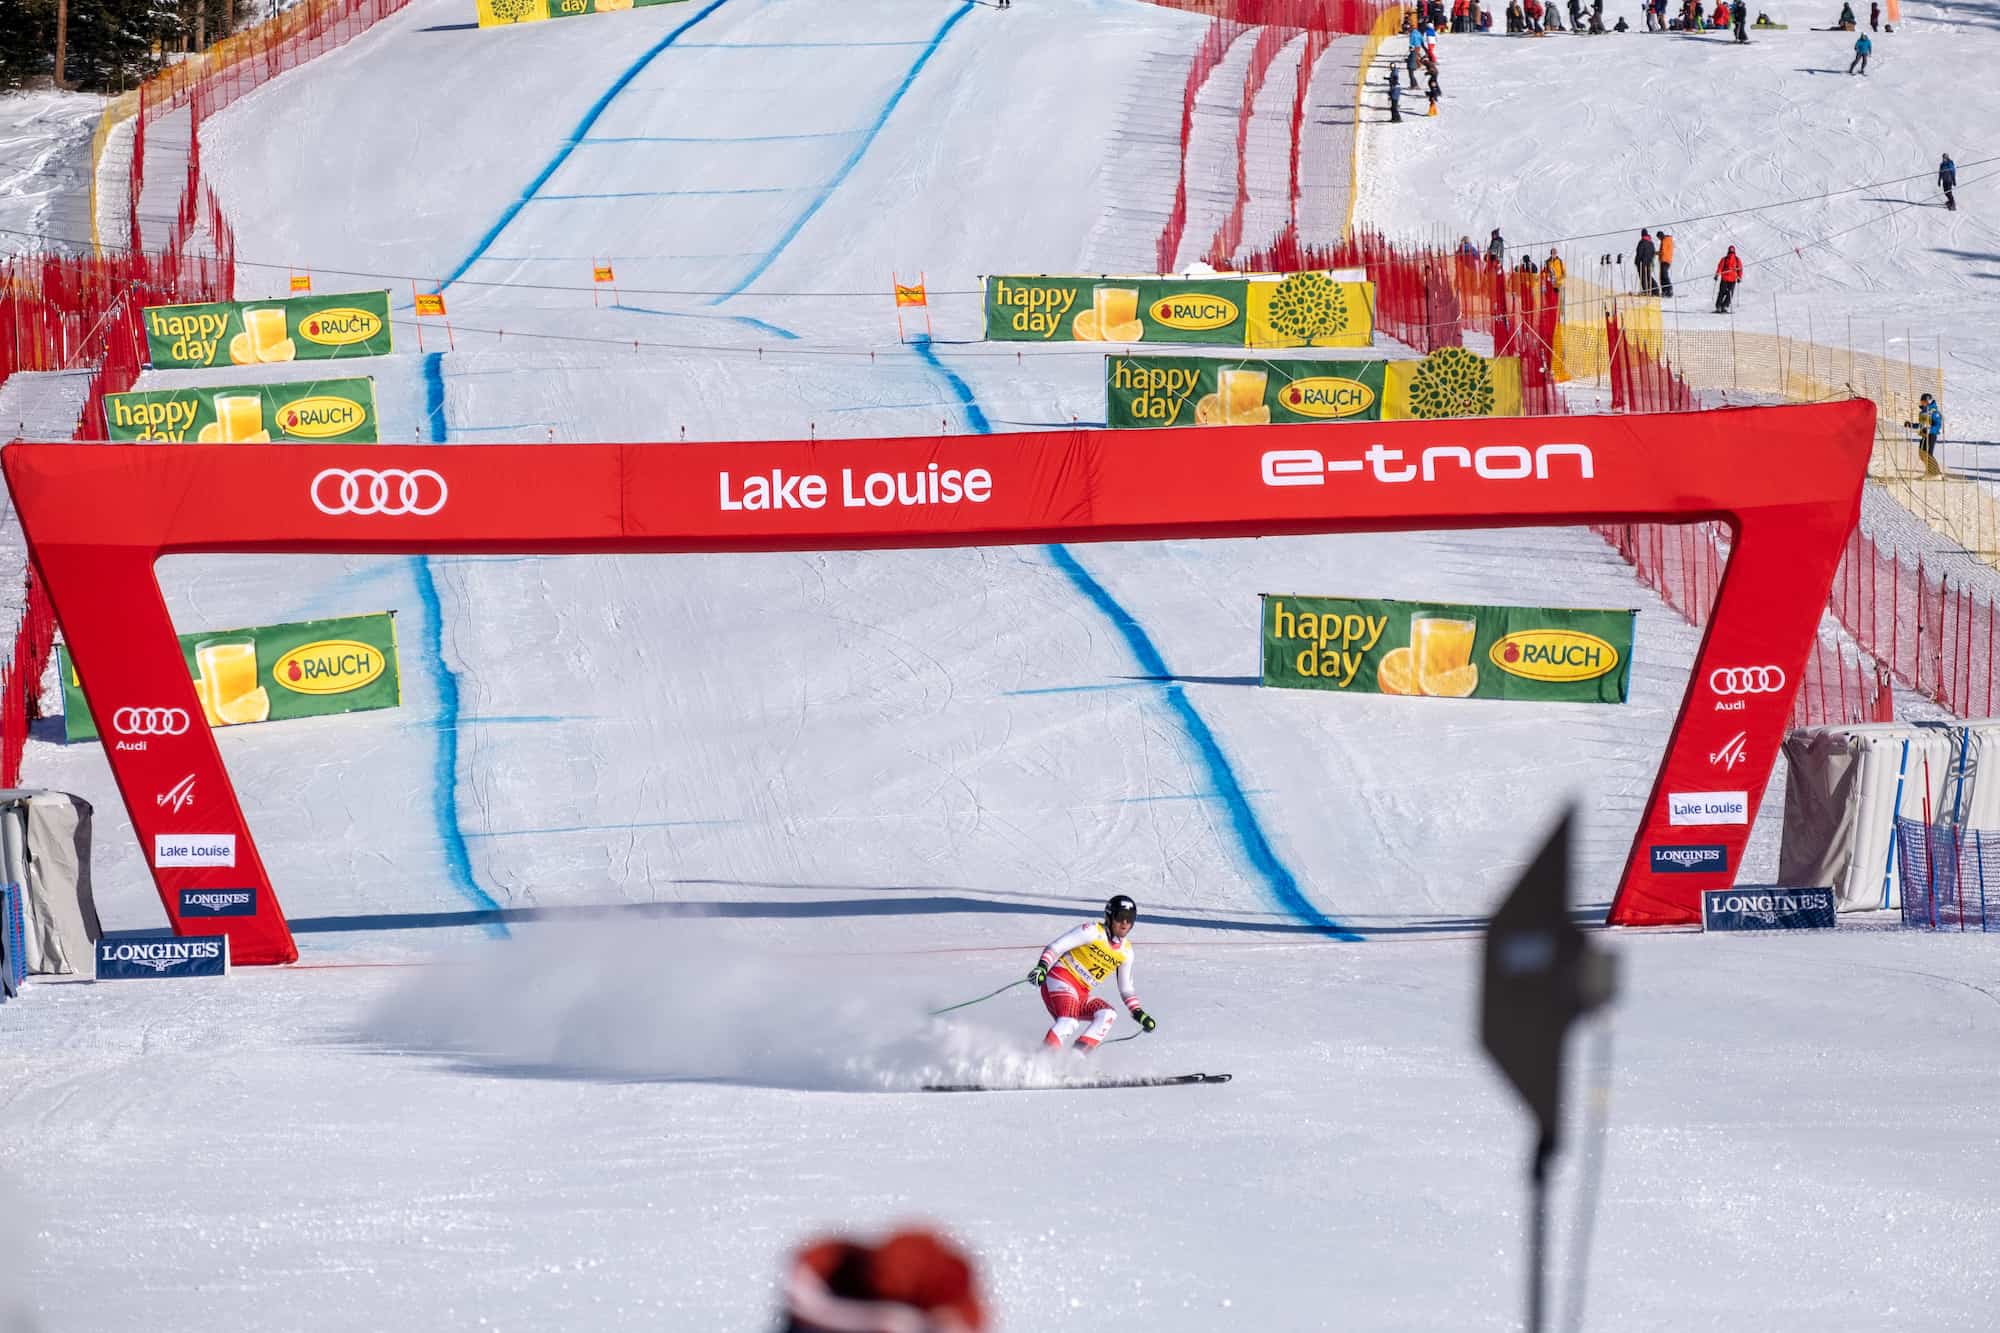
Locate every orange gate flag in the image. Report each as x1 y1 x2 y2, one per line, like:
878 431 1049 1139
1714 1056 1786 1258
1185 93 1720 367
895 280 928 307
414 292 447 317
593 264 616 284
289 273 311 293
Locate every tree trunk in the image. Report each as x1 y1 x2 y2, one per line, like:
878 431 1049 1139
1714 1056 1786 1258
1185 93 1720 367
54 0 69 88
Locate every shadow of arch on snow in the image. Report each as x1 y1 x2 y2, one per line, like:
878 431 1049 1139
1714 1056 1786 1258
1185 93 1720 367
289 895 1609 939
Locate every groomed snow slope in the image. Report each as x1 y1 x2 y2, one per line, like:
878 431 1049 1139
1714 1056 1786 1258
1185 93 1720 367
6 2 2000 1329
1356 17 2000 448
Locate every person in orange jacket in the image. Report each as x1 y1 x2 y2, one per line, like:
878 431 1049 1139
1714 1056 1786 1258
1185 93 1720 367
1711 0 1730 26
1657 229 1675 296
1714 245 1743 313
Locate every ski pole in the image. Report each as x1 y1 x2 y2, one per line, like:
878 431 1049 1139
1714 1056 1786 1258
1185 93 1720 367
929 978 1028 1017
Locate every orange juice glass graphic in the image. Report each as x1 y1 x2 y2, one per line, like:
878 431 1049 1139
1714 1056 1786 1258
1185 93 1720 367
1411 616 1476 694
1093 286 1140 334
1219 368 1267 422
243 307 288 358
214 394 264 442
196 638 257 719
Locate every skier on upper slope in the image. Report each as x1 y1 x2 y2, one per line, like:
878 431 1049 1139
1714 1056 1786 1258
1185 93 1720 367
1939 154 1957 211
1027 895 1157 1052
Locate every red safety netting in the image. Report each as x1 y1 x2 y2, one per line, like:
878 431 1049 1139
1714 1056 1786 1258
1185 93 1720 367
1593 520 1894 729
1607 309 1698 413
1142 0 1391 30
1205 25 1298 268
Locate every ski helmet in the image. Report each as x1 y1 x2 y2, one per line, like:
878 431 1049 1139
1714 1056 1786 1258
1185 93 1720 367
1104 894 1138 934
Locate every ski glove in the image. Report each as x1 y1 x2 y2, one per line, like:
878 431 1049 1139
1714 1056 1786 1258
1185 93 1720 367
1027 962 1049 986
1133 1008 1158 1033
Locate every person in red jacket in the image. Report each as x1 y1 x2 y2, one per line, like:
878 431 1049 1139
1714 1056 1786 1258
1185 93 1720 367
1714 246 1743 313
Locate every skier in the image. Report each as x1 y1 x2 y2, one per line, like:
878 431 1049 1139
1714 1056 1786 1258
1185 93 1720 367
1714 245 1743 312
1027 895 1156 1052
1657 228 1675 295
1849 29 1870 72
1635 228 1658 295
1915 393 1943 475
1426 64 1441 114
1939 153 1957 211
1389 67 1403 122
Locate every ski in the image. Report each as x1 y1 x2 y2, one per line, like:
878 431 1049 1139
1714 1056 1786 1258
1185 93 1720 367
923 1073 1232 1093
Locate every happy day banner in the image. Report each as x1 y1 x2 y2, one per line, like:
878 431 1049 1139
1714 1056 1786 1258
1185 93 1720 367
59 611 402 742
102 377 379 443
142 291 392 369
1106 348 1523 428
1260 594 1635 704
475 0 686 25
985 272 1375 348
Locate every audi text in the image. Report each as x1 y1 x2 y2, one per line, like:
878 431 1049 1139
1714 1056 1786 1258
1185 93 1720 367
1260 442 1594 487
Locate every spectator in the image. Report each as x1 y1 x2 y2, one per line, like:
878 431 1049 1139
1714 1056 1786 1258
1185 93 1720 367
1452 0 1469 32
1731 0 1747 40
1711 0 1729 27
1837 0 1856 27
1389 67 1403 121
1657 229 1676 295
781 1230 986 1333
1487 228 1506 264
1458 234 1480 256
1939 153 1957 211
1869 0 1879 27
1714 245 1743 312
1612 14 1628 27
1591 0 1606 32
1547 2 1565 28
1407 23 1425 77
1426 65 1442 114
1571 0 1585 27
1506 0 1522 29
1479 5 1495 26
1635 228 1658 294
1849 29 1870 72
1544 248 1566 290
1916 393 1944 475
1525 0 1544 30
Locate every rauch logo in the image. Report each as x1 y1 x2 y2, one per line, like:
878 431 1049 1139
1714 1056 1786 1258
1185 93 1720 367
276 395 366 439
1488 630 1619 683
1279 377 1376 420
1147 295 1238 332
273 639 385 696
296 308 383 347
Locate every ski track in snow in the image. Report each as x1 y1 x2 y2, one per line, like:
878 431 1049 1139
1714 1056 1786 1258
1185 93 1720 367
7 3 2000 1329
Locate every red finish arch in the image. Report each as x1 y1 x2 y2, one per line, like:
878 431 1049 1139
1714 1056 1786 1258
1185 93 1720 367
3 401 1872 963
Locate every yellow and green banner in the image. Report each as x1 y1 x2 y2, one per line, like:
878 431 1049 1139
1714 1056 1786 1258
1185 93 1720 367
1260 595 1635 703
142 290 391 369
985 272 1374 348
1105 348 1523 428
476 0 685 25
103 377 379 443
59 611 403 742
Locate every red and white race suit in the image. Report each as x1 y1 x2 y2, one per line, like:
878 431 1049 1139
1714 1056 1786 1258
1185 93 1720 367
1036 921 1141 1050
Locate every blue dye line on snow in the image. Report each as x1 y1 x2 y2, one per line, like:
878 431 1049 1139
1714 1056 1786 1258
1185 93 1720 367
712 1 975 304
1003 681 1151 697
908 340 1355 941
676 39 930 47
1043 546 1359 942
414 353 508 933
431 0 738 294
406 714 583 730
611 301 800 340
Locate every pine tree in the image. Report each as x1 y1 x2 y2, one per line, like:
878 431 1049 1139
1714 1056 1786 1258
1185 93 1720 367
0 0 56 90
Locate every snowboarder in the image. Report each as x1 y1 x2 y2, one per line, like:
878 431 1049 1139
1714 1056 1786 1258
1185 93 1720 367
1027 895 1156 1052
1635 228 1658 295
1714 245 1743 311
1849 30 1871 72
1939 153 1957 210
1389 67 1403 122
1732 0 1748 40
1914 393 1943 474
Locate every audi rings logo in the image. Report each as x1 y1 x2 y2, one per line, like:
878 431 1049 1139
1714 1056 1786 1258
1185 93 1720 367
114 707 190 736
311 468 448 517
1709 666 1786 696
